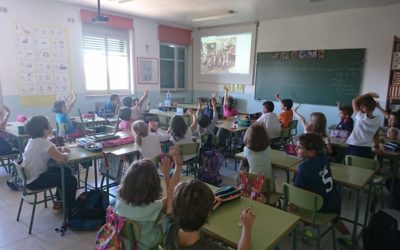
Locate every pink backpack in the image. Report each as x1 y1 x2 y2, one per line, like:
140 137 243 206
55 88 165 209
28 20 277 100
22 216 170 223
95 206 125 250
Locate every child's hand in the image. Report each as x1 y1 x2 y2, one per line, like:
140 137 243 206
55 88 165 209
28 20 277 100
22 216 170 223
336 101 341 108
160 156 173 175
240 207 255 229
367 92 379 98
224 86 229 92
275 93 280 99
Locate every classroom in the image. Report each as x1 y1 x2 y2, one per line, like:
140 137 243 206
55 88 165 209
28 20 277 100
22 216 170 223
1 0 400 249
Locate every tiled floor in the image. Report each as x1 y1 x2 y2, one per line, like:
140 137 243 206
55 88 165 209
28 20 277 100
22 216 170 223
0 159 390 249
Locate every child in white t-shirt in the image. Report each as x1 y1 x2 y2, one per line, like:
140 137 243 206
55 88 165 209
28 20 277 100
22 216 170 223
256 101 281 141
132 120 170 160
346 92 382 159
23 115 77 211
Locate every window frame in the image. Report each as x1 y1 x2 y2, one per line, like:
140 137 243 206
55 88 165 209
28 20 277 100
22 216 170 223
159 43 187 91
82 24 132 95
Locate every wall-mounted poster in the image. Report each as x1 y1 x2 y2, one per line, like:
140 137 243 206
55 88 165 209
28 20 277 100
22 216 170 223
137 57 159 84
15 22 71 106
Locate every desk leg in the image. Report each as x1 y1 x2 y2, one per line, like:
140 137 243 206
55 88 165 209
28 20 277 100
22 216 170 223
285 170 290 183
61 166 67 224
351 190 361 245
292 224 298 250
390 156 399 194
94 159 98 189
363 182 372 229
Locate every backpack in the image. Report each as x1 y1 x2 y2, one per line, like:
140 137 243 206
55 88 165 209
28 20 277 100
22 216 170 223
198 147 222 185
95 206 125 250
68 189 109 231
363 210 400 250
213 186 241 210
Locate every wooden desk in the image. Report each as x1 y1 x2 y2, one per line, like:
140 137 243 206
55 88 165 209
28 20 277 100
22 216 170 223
290 162 374 246
148 109 190 128
162 176 300 250
235 150 302 182
5 122 30 153
215 117 248 133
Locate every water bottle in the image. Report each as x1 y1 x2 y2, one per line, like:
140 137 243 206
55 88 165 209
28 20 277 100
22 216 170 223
165 91 171 106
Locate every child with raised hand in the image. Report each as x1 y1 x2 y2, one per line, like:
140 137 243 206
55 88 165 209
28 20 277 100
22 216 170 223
275 93 294 128
115 146 183 250
256 101 281 141
336 101 354 133
294 106 333 155
53 92 84 138
0 104 14 156
242 123 274 179
23 115 77 211
131 89 149 121
163 178 255 250
132 120 170 160
197 98 218 136
346 92 381 159
223 86 238 117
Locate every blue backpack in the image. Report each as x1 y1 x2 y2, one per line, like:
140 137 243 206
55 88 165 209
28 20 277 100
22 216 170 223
68 190 109 231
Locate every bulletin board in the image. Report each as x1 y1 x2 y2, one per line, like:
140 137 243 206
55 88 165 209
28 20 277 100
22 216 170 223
15 22 71 107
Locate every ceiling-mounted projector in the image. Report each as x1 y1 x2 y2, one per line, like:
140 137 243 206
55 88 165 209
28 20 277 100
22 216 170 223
92 15 109 23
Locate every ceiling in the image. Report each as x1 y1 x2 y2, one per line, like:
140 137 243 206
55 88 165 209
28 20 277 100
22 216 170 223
57 0 400 28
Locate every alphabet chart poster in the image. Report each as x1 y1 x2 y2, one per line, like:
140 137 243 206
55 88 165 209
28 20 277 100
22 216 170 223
15 22 71 107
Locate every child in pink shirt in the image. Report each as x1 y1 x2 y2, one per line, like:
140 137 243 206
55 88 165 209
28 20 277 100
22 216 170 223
223 87 238 117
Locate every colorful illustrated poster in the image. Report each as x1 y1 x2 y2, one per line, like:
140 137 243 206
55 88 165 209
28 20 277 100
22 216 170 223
15 23 71 106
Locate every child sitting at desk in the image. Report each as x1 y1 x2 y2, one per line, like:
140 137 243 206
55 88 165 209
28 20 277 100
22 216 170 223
132 120 170 160
275 93 294 128
169 115 193 145
0 104 14 156
53 92 85 138
336 102 354 133
293 107 333 155
23 115 77 211
223 87 238 117
256 101 281 142
104 93 120 116
346 92 381 159
241 123 274 179
118 107 133 132
196 98 218 136
116 147 183 250
376 103 400 141
294 133 349 234
163 175 255 250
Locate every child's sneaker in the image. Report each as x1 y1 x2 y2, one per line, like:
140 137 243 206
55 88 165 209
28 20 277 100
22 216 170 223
52 201 63 212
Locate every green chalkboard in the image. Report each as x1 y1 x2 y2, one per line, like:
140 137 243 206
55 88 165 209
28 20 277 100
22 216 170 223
254 49 365 106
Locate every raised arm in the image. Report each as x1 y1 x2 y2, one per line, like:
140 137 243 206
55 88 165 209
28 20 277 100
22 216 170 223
138 89 149 107
293 105 307 131
237 208 255 250
0 105 11 129
275 93 282 104
223 87 229 107
336 101 341 110
66 92 77 113
195 99 202 118
375 101 389 119
352 92 379 113
165 146 183 215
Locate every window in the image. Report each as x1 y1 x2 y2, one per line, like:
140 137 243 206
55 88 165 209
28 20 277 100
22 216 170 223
82 24 130 93
160 44 186 90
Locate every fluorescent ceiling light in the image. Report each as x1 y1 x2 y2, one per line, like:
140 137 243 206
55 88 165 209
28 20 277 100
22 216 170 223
192 10 235 22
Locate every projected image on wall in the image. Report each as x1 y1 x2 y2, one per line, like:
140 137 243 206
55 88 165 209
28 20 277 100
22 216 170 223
200 33 252 74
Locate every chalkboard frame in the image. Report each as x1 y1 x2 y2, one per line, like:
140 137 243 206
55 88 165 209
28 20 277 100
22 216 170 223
254 49 365 106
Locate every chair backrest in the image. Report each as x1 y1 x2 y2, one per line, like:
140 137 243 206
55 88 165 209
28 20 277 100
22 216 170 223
13 160 27 192
200 134 218 147
280 127 291 138
178 143 200 159
120 218 141 250
345 155 378 171
288 120 298 136
246 172 275 194
283 183 323 211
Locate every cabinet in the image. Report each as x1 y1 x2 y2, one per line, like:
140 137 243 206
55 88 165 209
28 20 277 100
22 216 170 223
386 36 400 111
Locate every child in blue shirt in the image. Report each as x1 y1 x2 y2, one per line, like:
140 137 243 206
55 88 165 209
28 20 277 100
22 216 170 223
103 93 120 116
336 102 354 133
53 92 84 138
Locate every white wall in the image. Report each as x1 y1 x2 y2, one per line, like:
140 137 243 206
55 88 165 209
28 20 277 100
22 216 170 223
0 0 192 121
192 4 400 127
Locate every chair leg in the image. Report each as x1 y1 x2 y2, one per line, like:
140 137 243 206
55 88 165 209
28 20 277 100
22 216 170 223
85 167 89 192
331 222 337 250
380 186 384 209
29 194 38 234
316 228 321 250
44 191 47 208
16 197 24 221
49 189 55 204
